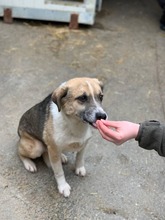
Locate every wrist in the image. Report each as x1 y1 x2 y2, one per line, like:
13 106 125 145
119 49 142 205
132 123 140 139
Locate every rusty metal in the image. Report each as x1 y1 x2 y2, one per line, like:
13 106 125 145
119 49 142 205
4 8 13 24
69 13 79 29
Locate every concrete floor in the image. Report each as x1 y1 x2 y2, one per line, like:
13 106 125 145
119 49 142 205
0 0 165 219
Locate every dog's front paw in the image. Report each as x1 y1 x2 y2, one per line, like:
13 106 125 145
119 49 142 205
58 182 71 197
75 166 86 177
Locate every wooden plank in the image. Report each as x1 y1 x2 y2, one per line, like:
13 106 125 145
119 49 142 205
3 8 13 23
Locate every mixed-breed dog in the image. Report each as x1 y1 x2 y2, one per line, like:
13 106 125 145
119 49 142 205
17 77 107 197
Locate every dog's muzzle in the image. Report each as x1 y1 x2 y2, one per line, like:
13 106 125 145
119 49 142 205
81 107 107 128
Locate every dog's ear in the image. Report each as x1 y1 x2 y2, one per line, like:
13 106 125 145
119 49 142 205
93 78 104 92
94 78 104 91
99 80 104 92
52 86 68 112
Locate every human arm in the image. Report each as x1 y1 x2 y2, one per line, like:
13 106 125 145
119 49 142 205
136 120 165 156
96 120 139 145
96 120 165 157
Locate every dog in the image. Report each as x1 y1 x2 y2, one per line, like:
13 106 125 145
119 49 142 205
17 77 107 197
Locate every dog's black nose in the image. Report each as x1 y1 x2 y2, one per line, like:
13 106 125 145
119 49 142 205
96 112 107 120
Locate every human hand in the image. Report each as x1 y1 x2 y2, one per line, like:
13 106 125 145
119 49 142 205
96 120 140 145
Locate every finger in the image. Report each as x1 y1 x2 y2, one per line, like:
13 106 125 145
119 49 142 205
97 121 119 140
98 127 123 145
97 127 115 142
96 120 111 128
101 120 120 128
98 120 112 126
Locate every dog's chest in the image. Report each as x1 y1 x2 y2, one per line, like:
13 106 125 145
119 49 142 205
50 103 92 151
54 126 91 152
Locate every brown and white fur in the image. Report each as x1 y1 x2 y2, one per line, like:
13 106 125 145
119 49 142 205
17 77 107 197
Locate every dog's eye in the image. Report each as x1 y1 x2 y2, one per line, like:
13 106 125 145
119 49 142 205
77 94 88 103
99 94 103 102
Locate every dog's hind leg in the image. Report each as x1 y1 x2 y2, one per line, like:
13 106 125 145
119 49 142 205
18 132 45 172
19 155 37 172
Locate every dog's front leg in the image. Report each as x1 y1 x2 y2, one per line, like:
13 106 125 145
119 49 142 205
48 146 71 197
75 146 86 177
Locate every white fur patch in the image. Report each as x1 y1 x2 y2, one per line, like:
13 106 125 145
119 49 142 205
75 166 86 176
50 101 92 152
56 176 71 197
86 80 98 106
22 158 37 172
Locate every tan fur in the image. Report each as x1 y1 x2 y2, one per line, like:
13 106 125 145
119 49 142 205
18 132 45 159
18 77 107 197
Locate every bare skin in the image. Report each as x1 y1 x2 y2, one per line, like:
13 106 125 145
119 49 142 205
96 120 140 145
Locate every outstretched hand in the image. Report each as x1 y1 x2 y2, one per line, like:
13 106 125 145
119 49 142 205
96 120 140 145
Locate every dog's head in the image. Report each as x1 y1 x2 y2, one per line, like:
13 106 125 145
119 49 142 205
52 77 107 127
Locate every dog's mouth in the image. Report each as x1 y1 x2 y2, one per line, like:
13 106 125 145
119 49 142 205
89 122 98 129
82 118 97 128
